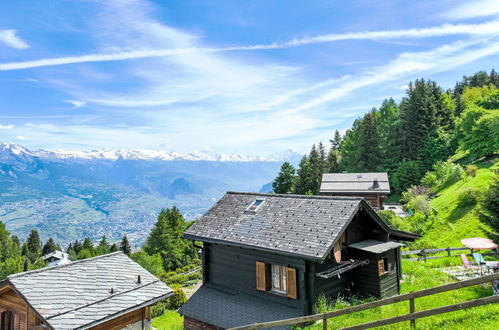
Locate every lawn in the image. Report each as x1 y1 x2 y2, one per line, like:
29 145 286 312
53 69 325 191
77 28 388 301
152 310 184 330
301 260 499 329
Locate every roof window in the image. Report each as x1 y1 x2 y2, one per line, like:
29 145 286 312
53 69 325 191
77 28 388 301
246 199 265 213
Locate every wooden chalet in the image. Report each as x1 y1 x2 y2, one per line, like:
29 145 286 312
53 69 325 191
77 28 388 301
179 192 419 330
0 252 172 330
320 172 391 209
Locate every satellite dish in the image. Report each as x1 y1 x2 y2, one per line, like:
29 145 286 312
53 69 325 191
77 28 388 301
333 242 342 263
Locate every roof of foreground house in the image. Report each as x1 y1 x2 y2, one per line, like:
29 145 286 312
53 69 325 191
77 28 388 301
1 252 172 330
184 192 394 262
179 285 301 329
320 172 391 194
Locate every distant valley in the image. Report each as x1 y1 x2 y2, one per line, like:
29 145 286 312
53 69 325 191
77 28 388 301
0 142 301 245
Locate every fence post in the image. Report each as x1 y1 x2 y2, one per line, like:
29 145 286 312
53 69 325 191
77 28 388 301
323 316 328 330
422 249 426 262
409 298 416 328
446 247 451 257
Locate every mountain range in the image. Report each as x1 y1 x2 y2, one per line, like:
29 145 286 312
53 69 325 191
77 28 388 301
0 142 301 245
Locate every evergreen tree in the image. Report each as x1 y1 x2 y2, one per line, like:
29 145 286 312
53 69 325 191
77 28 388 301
377 98 402 171
294 156 315 194
144 207 199 271
330 130 342 150
42 238 57 256
272 162 295 194
326 149 340 173
96 236 110 255
24 229 42 263
400 79 445 160
339 119 363 171
110 243 118 252
318 142 327 174
66 242 73 253
120 235 132 255
82 237 94 253
357 109 381 171
73 239 82 254
308 145 322 194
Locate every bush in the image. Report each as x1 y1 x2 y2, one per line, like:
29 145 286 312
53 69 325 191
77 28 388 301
392 161 424 192
406 195 431 216
151 301 168 318
423 161 464 191
464 164 478 177
165 288 187 310
458 188 480 207
421 172 439 191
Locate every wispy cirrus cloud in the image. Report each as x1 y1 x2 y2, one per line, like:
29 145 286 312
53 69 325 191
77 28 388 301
65 100 87 108
1 21 499 71
0 29 29 49
443 0 499 20
0 124 15 130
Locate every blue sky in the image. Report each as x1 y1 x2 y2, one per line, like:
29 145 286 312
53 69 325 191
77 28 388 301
1 0 499 155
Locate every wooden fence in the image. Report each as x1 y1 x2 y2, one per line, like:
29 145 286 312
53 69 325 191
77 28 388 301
228 272 499 330
401 247 498 261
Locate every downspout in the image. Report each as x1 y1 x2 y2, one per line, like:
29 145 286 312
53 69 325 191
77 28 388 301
193 242 206 284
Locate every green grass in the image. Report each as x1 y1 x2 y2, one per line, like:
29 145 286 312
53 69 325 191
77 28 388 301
414 158 498 248
301 261 499 330
152 310 184 330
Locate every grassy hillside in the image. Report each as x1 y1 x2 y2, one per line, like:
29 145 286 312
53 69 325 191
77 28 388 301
413 157 498 248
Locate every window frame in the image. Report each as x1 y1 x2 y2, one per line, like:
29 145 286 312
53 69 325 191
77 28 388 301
271 264 287 295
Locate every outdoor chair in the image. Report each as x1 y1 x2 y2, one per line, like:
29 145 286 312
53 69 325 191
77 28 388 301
460 254 480 276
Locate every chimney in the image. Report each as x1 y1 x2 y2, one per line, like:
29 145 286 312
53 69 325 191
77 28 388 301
109 288 114 294
137 275 141 284
373 179 379 189
23 259 28 272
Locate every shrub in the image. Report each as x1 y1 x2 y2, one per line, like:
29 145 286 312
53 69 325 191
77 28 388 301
458 188 480 207
406 195 431 216
421 172 439 191
166 288 187 310
151 301 168 318
464 164 478 177
424 161 464 191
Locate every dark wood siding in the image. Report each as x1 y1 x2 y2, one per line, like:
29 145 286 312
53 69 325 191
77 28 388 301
350 252 381 298
379 249 399 298
322 193 388 208
310 257 352 305
205 243 308 314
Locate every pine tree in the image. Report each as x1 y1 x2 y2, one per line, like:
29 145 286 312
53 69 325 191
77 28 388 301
145 207 199 271
330 130 342 150
378 98 402 171
318 142 327 174
326 149 340 173
42 238 57 256
73 240 82 254
308 145 322 194
82 237 94 253
272 162 295 194
357 109 381 171
120 235 132 255
294 156 315 194
24 230 42 263
110 243 118 252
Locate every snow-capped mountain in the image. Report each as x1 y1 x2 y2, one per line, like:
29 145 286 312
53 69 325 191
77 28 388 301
0 141 300 245
0 142 301 163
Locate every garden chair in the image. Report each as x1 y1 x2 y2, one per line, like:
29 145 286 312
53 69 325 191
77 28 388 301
460 254 480 276
472 252 488 275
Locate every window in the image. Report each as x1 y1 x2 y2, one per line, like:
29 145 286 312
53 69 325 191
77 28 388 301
378 257 389 276
271 264 287 294
246 199 265 212
256 261 297 299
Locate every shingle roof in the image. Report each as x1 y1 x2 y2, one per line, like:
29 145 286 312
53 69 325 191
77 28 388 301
178 285 301 329
320 172 391 194
184 192 372 261
349 239 404 254
7 252 172 330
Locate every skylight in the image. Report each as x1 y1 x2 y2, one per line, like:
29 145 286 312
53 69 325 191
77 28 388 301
246 199 265 212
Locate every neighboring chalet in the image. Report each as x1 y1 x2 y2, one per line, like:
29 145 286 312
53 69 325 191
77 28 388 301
320 172 391 209
0 252 172 330
42 250 71 267
179 192 419 329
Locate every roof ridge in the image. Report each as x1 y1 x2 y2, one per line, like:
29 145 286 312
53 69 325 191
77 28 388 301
226 191 363 201
8 251 124 279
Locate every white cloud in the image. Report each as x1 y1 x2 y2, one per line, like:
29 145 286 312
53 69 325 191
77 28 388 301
443 0 499 20
15 135 27 141
0 124 15 130
1 21 499 71
0 30 29 49
65 100 87 108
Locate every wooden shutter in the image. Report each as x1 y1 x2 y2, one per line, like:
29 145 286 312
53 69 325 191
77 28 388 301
286 267 297 299
256 262 268 291
378 259 385 276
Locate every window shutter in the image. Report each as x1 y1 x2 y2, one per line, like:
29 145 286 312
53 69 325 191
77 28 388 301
286 267 297 299
378 259 385 276
256 262 267 291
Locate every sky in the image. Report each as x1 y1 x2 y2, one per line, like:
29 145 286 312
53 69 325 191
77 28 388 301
0 0 499 155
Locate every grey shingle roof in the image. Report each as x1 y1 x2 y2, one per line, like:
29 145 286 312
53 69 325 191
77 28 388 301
184 192 368 261
179 285 301 329
349 239 404 254
7 252 172 330
320 172 391 194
